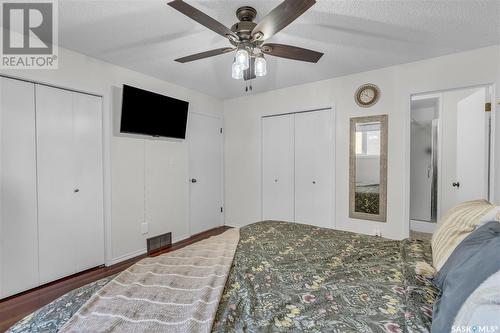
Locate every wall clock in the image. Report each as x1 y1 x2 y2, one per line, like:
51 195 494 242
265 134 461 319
355 84 380 107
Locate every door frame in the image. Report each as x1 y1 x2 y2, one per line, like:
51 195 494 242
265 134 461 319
186 111 225 237
260 106 336 229
406 83 496 237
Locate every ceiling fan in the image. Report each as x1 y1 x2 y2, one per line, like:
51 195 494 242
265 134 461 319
168 0 324 81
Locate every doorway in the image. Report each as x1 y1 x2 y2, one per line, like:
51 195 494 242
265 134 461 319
410 86 492 233
188 113 224 235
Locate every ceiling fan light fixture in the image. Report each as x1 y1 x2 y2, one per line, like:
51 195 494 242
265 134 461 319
254 54 267 77
231 61 244 79
235 47 250 70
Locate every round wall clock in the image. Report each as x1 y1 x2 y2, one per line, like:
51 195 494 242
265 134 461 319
355 84 380 107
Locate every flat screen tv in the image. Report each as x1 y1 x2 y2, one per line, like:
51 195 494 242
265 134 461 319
120 84 189 139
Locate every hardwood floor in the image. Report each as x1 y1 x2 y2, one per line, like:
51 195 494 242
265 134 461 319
0 226 232 332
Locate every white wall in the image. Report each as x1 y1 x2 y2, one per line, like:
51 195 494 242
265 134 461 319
0 46 223 265
223 45 500 240
356 157 380 185
496 52 500 205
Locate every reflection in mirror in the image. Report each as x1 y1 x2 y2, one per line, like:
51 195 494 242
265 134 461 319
350 115 388 222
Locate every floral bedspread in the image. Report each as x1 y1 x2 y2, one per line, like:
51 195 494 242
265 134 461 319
7 221 436 333
212 221 436 333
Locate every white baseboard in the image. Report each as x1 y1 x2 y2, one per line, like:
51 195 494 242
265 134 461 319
109 248 147 266
109 233 193 266
173 234 190 243
410 220 437 234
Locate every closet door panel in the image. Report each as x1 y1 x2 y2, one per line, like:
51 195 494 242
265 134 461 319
262 115 294 221
36 85 77 284
294 110 333 228
0 78 38 298
72 92 104 271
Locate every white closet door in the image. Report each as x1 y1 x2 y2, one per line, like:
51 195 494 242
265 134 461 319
36 85 104 283
294 110 333 228
0 78 39 298
36 85 77 283
188 113 223 235
262 115 295 221
72 92 104 272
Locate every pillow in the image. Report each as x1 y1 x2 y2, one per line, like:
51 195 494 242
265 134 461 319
431 221 500 333
453 270 500 330
431 200 496 271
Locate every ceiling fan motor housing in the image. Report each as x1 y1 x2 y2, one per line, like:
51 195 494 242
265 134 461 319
230 6 261 45
236 6 257 22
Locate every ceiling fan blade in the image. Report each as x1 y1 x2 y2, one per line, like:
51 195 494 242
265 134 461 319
261 43 323 63
251 0 316 41
175 47 235 63
244 57 256 81
168 0 238 40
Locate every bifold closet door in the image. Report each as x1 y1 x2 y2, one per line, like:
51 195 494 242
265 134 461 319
294 110 333 228
72 92 104 272
0 78 39 298
36 85 104 284
262 115 294 221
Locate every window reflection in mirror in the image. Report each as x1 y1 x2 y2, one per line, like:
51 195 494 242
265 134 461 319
350 115 388 222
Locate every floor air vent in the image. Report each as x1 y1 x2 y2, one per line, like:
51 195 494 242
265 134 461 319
147 232 172 255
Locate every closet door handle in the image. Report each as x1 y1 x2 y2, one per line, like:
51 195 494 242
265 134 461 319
452 182 460 188
73 188 80 193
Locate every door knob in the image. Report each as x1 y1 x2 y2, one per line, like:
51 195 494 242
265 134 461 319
452 182 460 188
312 181 316 184
191 178 197 183
274 179 278 183
74 188 80 193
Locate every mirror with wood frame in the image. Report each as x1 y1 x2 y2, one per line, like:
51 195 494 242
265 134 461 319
349 115 388 222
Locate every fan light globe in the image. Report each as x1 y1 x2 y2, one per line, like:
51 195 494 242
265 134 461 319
254 55 267 77
231 61 244 79
235 48 250 70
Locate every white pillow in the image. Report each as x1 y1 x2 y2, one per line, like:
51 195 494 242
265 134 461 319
452 270 500 331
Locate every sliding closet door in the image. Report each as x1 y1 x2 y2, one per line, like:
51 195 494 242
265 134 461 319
36 85 77 283
0 78 39 298
72 92 104 272
294 110 333 228
37 85 104 283
262 115 294 221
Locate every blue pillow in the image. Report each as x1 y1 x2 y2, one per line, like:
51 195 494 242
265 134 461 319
432 221 500 333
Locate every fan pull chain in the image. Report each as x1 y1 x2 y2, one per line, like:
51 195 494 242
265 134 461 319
244 81 253 93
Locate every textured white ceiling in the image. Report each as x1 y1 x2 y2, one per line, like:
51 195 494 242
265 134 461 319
58 0 500 99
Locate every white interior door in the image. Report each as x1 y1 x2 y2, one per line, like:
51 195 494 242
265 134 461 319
262 115 295 221
455 89 489 203
36 85 77 283
188 113 223 235
294 110 333 228
0 78 39 298
72 92 104 272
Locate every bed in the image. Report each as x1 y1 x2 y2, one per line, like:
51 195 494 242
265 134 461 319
7 221 436 333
